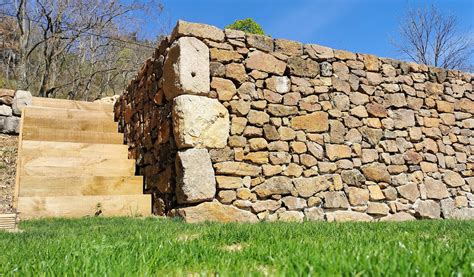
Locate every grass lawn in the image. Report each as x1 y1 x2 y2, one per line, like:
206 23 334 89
0 218 472 276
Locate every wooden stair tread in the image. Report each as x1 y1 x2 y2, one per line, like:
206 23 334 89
22 126 124 144
21 140 129 158
23 116 118 133
19 176 143 197
32 97 113 112
18 195 151 219
24 106 114 121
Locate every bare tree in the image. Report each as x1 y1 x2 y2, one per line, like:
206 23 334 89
393 5 473 70
1 0 166 100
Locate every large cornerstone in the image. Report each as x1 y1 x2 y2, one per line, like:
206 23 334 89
115 20 474 223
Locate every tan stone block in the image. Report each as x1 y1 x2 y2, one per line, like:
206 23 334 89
291 112 329 132
326 144 351 161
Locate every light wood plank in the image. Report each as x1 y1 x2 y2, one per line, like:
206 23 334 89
19 176 143 197
23 116 118 133
22 127 124 144
18 195 151 219
21 141 129 159
32 97 113 112
21 157 135 177
24 106 114 121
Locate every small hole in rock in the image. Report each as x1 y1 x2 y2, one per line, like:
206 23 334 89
191 72 196 77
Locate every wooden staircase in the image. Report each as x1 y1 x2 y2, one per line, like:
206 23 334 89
14 97 151 219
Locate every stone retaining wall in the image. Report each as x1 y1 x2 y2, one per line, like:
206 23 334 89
115 21 473 222
0 89 32 134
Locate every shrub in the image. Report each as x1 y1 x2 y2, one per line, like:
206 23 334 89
225 18 265 35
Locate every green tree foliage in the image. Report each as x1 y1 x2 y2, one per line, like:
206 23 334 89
225 18 265 35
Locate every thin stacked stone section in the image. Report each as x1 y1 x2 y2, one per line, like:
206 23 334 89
0 89 32 134
115 20 474 222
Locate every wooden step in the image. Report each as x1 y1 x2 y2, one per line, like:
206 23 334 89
18 195 151 219
19 176 143 197
21 141 129 159
0 214 17 231
24 106 114 121
32 97 113 112
20 157 135 177
23 116 118 133
22 126 124 144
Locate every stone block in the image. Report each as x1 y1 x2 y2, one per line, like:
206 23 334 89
12 90 32 115
170 20 225 42
163 37 210 100
175 148 216 204
172 95 229 149
174 201 258 223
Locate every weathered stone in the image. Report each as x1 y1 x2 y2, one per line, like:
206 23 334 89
171 20 225 42
253 176 294 198
424 177 449 199
287 57 320 78
1 116 20 133
361 163 390 183
163 37 210 100
397 183 420 202
404 149 423 164
366 72 382 86
304 44 334 60
367 202 389 215
304 207 324 221
216 176 243 189
368 185 385 200
267 104 298 116
175 148 216 204
175 201 258 223
214 162 261 176
443 170 465 187
172 95 229 149
278 211 304 222
218 190 236 204
251 200 281 213
246 51 286 75
380 212 416 222
320 62 332 76
363 54 380 71
326 211 372 222
247 110 270 126
223 63 247 84
211 77 236 101
334 49 357 60
326 144 351 161
0 89 14 105
282 196 307 210
247 34 274 52
291 112 329 132
360 127 383 146
366 103 387 118
332 77 350 93
324 191 349 209
293 176 332 197
425 82 444 96
391 109 415 129
0 105 12 116
266 76 290 93
210 48 243 62
348 187 369 205
274 39 302 56
341 169 366 186
384 93 407 108
414 200 441 219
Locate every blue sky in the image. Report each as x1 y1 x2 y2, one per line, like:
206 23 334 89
152 0 474 62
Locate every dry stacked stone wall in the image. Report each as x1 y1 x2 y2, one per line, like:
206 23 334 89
115 21 473 223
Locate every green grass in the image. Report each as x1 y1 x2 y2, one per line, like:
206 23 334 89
0 218 472 276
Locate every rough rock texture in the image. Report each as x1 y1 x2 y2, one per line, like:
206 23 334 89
175 148 216 204
172 95 229 149
0 89 30 134
175 201 258 223
115 21 474 221
163 37 210 100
